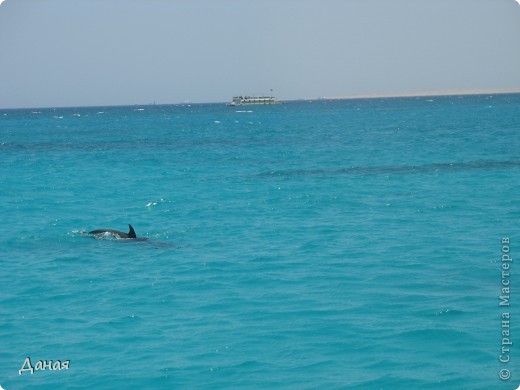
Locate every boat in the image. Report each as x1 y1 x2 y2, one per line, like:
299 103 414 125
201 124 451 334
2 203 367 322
227 95 280 106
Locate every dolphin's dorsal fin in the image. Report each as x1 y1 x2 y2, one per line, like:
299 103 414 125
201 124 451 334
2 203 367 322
128 224 136 238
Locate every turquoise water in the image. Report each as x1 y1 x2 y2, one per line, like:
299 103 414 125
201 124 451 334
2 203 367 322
1 95 519 389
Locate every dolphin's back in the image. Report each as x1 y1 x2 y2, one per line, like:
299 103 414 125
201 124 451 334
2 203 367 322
88 224 136 239
89 228 129 238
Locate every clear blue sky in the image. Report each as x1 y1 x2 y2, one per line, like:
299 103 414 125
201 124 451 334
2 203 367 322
1 0 520 108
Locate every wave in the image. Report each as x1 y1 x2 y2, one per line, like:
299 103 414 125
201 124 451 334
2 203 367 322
257 159 520 178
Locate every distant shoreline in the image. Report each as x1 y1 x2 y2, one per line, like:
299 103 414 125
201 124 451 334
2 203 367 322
301 88 520 101
2 88 520 110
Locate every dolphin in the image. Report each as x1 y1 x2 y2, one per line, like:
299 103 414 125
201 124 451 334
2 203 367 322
89 224 137 239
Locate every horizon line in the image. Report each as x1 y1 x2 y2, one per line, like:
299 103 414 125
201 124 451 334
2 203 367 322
2 87 520 111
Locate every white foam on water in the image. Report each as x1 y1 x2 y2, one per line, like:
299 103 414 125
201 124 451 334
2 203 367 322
145 198 169 207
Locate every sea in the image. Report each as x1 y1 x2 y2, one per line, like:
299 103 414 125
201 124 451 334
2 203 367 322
0 94 519 389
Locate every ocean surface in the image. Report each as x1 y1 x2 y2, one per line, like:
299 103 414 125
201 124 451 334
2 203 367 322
0 95 519 389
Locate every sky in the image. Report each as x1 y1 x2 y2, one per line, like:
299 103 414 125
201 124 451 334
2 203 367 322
0 0 520 109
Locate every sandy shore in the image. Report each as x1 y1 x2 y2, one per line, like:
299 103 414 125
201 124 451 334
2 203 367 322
305 88 520 101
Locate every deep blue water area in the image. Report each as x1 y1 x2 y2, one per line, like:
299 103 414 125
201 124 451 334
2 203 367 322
1 95 519 389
